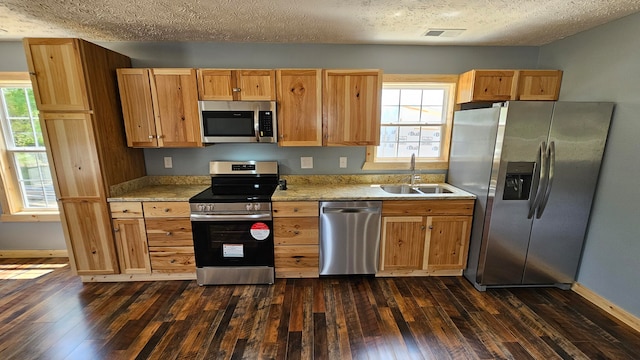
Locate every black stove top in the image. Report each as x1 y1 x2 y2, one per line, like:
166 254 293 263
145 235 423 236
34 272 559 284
189 184 278 203
189 161 279 204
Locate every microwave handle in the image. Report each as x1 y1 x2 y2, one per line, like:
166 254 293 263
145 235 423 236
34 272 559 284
254 106 260 142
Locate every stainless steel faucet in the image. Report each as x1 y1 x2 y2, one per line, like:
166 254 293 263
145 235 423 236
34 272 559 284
410 153 417 186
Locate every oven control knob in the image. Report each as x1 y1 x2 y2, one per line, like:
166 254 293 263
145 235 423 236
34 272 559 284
206 204 214 212
197 204 205 212
253 203 261 211
246 203 252 211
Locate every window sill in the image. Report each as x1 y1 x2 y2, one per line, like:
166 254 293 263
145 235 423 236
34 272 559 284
1 211 61 222
362 161 448 171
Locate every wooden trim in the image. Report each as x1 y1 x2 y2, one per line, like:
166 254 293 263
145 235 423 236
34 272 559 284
80 272 196 282
572 282 640 333
0 212 60 222
376 269 463 277
0 249 68 258
0 72 31 83
363 74 457 171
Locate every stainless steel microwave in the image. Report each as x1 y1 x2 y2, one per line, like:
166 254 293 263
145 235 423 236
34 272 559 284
199 100 277 144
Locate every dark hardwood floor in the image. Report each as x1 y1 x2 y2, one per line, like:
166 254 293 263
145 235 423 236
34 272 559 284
1 258 639 360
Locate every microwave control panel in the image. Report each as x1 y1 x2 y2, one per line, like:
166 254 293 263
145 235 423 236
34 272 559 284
259 111 274 137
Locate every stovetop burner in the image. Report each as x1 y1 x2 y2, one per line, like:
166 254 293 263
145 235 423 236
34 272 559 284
189 161 279 205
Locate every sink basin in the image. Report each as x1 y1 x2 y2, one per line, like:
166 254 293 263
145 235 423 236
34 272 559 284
379 184 453 195
380 185 421 194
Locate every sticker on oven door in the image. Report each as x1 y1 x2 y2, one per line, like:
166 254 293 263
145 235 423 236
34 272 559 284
250 222 270 240
223 244 244 258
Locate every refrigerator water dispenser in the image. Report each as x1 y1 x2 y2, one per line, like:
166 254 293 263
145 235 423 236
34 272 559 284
503 162 534 200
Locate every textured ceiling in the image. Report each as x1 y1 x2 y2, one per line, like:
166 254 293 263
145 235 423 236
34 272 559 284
1 0 639 46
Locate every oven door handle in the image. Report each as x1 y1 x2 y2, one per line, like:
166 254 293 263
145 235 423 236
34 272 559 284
190 214 273 222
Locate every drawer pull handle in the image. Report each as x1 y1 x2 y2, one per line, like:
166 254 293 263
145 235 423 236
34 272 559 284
293 230 300 235
170 259 176 263
113 228 119 232
164 208 170 212
428 225 433 230
122 209 128 213
166 232 172 236
293 208 298 212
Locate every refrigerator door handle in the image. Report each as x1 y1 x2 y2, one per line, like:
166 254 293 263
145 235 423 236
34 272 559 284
536 141 556 218
528 141 548 219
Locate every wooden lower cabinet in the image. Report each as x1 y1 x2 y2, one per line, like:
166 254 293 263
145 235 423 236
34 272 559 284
273 201 319 278
110 201 151 274
61 199 119 275
379 200 474 276
113 218 151 274
143 202 195 273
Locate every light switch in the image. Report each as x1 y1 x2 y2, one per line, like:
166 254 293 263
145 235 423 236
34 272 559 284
164 156 173 168
301 157 313 169
339 157 347 168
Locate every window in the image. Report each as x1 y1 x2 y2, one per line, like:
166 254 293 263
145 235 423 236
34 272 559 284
0 72 58 221
363 74 457 170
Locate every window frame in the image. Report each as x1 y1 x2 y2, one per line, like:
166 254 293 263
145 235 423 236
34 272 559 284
363 74 458 171
0 72 59 222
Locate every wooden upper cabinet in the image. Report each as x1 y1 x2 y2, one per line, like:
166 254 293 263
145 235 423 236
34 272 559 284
197 69 276 101
456 70 516 104
116 69 158 147
323 69 382 146
150 69 202 147
456 69 562 104
517 70 563 101
117 68 202 148
41 112 103 198
23 38 90 111
276 69 323 146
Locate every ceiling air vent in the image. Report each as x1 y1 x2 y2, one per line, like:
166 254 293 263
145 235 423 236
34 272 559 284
424 29 466 37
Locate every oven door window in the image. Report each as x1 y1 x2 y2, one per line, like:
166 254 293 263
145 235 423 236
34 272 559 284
202 111 255 136
192 220 274 267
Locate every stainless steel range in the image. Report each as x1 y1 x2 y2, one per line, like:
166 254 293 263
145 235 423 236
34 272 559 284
189 161 279 285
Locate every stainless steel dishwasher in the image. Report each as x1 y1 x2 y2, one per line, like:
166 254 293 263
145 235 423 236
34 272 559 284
319 201 382 275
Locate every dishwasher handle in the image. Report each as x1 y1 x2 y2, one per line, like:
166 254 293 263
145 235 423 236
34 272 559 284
322 207 381 214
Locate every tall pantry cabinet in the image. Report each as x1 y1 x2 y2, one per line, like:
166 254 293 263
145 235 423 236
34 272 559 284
23 38 146 275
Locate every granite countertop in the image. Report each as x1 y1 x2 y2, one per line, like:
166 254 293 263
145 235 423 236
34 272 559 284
272 183 475 201
107 184 208 202
106 175 475 202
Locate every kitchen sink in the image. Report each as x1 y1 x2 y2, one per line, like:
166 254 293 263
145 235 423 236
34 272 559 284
379 184 453 195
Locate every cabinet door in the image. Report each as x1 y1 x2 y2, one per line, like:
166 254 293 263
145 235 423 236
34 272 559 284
42 112 103 198
323 69 382 146
150 69 202 147
23 38 90 111
276 69 323 146
517 70 562 101
236 70 276 100
424 216 472 271
197 69 234 100
380 216 426 271
116 69 158 147
60 199 118 275
456 70 516 104
113 218 151 274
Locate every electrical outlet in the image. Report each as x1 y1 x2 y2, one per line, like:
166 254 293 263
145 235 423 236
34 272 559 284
164 156 173 169
300 157 313 169
339 157 347 168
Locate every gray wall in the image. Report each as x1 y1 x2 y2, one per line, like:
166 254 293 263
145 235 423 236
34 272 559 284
539 12 640 318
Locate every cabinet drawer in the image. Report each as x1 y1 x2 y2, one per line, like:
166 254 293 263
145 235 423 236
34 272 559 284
145 218 193 246
110 202 143 218
149 246 195 273
274 217 319 245
143 202 190 217
272 201 319 217
382 200 474 216
274 245 319 269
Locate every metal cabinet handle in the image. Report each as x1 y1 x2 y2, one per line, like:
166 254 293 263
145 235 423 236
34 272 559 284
293 208 299 212
421 225 426 230
293 230 300 235
164 208 170 212
113 228 119 232
166 232 172 236
232 87 241 92
428 225 433 230
149 135 155 139
122 209 128 213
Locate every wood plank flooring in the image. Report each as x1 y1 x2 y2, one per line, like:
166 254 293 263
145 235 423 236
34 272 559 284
1 258 639 359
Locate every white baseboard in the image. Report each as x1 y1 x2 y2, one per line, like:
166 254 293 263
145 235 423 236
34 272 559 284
0 249 68 258
572 282 640 333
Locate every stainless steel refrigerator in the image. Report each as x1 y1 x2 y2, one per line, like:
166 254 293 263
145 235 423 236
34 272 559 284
448 101 614 290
